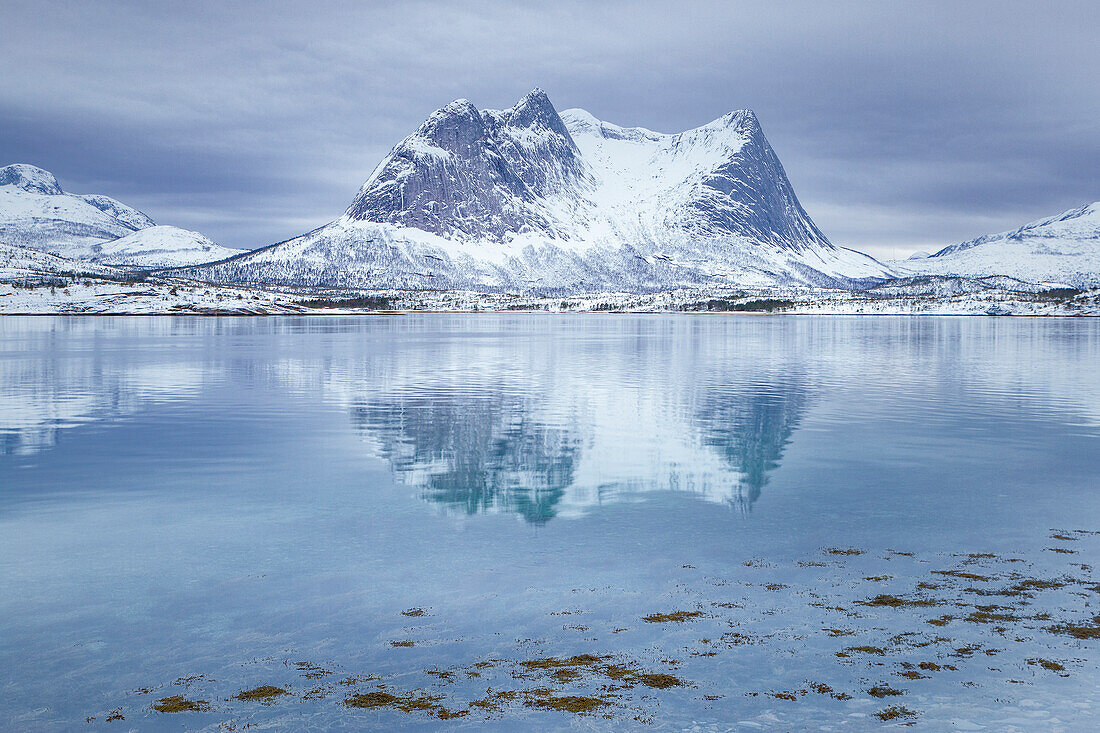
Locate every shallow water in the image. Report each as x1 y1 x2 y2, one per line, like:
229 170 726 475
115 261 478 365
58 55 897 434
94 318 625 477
1 315 1098 730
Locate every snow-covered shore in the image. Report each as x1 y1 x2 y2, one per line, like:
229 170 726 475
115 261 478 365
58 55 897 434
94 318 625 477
1 272 1096 316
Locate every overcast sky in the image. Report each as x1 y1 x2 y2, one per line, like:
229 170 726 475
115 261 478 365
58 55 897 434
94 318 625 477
2 1 1096 259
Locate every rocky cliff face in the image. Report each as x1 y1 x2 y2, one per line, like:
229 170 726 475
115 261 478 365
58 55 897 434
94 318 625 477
346 90 589 241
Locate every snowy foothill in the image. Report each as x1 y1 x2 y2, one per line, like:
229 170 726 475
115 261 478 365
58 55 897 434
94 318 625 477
893 203 1100 289
91 225 242 268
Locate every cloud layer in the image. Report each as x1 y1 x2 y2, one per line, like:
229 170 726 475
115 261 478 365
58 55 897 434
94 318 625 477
2 0 1096 258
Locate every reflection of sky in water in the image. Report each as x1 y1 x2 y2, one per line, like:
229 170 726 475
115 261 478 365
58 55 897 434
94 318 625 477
1 316 1099 730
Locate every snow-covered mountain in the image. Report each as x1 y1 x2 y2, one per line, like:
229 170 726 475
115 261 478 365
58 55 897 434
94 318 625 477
0 164 153 256
895 203 1100 288
0 164 241 268
182 89 891 292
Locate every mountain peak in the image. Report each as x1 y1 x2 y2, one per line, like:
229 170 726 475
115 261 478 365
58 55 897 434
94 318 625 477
0 164 63 195
514 87 548 107
422 98 483 129
514 87 554 114
558 108 599 127
705 109 760 135
520 87 550 104
440 98 479 116
492 88 570 138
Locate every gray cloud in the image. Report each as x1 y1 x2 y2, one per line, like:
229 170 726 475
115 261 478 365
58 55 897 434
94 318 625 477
2 0 1096 258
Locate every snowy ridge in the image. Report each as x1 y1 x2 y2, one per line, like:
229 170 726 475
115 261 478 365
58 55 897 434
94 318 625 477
184 89 893 292
896 202 1100 288
0 164 65 195
557 106 830 251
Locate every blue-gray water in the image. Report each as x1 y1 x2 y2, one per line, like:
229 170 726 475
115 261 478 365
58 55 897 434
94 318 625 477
1 315 1098 730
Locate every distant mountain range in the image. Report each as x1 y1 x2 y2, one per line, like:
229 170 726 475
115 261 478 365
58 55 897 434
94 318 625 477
1 89 1097 295
0 164 241 268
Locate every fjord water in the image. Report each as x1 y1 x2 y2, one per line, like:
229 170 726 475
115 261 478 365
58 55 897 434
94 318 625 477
1 315 1098 730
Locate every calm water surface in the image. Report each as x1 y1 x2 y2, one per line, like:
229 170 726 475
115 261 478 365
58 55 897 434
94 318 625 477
1 315 1098 730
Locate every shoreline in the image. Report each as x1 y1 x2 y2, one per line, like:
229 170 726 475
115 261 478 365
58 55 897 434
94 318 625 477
2 311 1097 318
79 531 1100 728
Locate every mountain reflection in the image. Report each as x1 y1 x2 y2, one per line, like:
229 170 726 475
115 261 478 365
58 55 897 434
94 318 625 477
18 317 1094 524
348 373 811 521
0 317 819 520
694 380 810 511
350 393 581 524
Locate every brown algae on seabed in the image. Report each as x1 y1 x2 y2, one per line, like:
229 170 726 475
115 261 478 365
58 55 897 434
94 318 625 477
517 653 685 690
824 547 865 556
642 610 704 623
1046 616 1100 639
876 705 919 721
1026 658 1067 672
344 689 468 719
234 685 288 703
866 684 905 698
931 569 992 582
468 687 615 715
636 673 684 689
861 594 942 608
102 529 1100 726
525 694 608 714
344 691 398 708
757 681 853 702
294 661 333 679
152 695 209 713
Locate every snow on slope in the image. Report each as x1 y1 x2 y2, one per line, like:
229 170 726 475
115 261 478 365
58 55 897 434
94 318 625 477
895 203 1100 288
558 107 830 251
75 193 155 231
183 90 892 292
0 163 241 268
93 225 242 268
